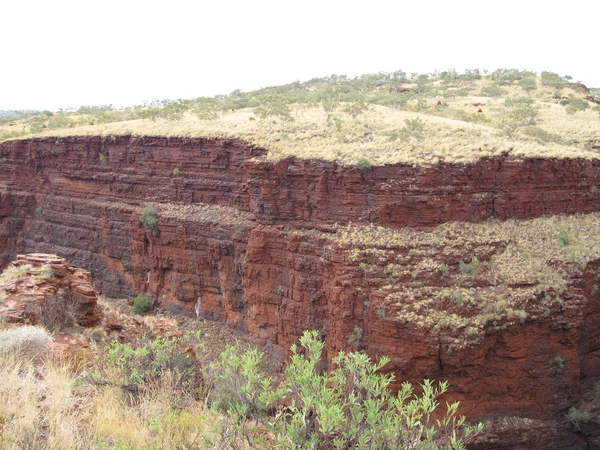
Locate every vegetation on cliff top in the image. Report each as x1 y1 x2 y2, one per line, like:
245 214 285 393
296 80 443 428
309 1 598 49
334 212 600 348
1 70 599 166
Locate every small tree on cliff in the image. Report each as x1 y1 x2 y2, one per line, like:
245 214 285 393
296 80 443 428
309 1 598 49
140 204 158 231
211 330 483 449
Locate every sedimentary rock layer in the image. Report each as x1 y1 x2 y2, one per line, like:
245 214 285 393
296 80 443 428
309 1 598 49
1 135 600 447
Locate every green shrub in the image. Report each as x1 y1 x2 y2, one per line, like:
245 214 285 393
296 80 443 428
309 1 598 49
347 326 363 346
481 84 507 98
566 407 591 427
105 337 197 392
209 344 285 447
211 330 483 449
553 355 565 374
356 158 372 173
440 262 449 275
541 71 567 89
376 303 387 319
140 204 159 230
133 294 150 316
558 231 571 248
172 167 181 176
561 96 589 115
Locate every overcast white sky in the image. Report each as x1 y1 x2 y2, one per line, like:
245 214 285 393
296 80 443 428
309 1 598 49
2 0 598 111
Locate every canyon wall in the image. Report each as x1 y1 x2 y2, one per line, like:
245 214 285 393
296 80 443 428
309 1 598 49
1 135 600 447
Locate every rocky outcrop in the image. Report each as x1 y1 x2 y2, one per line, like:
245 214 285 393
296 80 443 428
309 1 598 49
0 253 102 326
1 135 600 447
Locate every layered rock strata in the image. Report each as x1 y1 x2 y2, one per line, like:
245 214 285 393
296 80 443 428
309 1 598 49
1 135 600 447
0 253 102 326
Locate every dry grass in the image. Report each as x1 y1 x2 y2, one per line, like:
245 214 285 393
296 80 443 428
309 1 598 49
1 73 598 166
0 325 218 449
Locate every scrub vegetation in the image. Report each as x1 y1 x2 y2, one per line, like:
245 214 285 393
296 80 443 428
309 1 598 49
1 70 599 166
0 323 482 449
336 212 600 348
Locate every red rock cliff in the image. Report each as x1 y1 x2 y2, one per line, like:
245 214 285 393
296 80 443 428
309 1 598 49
1 135 600 448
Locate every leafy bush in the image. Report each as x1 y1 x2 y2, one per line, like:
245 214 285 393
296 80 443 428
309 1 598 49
211 330 483 449
400 117 426 141
518 77 537 92
343 101 370 120
481 85 508 98
36 264 54 280
254 100 294 123
0 326 52 360
440 263 449 275
558 231 571 248
209 344 285 447
540 71 567 89
566 407 591 427
140 204 159 230
376 303 387 319
356 158 372 172
560 96 589 115
347 326 363 346
172 167 181 176
133 294 150 316
105 337 197 392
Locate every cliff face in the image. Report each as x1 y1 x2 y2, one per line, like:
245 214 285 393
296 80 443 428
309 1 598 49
1 135 600 447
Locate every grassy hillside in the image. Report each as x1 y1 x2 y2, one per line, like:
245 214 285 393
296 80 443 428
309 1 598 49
2 69 599 166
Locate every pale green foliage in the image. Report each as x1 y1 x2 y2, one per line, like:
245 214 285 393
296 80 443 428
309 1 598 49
343 101 370 120
376 303 387 319
566 407 591 427
254 100 294 123
522 126 569 145
561 96 590 115
347 326 363 346
210 344 286 448
140 204 158 230
481 84 507 98
212 330 483 449
356 158 372 172
193 105 220 121
172 167 181 176
558 230 572 248
104 337 197 391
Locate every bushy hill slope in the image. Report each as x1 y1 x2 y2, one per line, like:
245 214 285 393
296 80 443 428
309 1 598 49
2 69 599 165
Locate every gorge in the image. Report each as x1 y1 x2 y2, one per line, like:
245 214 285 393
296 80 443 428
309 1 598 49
2 135 600 448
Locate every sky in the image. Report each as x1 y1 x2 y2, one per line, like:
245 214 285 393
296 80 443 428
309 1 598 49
2 0 599 111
